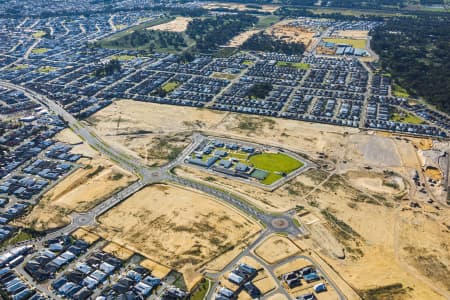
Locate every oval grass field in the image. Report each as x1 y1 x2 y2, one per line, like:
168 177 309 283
249 153 303 185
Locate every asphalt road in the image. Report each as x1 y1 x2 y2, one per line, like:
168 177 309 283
205 230 346 300
0 80 306 237
0 81 346 300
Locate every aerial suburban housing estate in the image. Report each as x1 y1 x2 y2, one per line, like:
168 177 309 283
0 0 449 300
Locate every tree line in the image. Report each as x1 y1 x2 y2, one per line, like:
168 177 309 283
185 13 258 52
241 32 305 55
275 6 384 21
371 14 450 113
101 30 187 52
95 59 121 77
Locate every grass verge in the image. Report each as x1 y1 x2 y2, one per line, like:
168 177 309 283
276 61 309 69
190 278 210 300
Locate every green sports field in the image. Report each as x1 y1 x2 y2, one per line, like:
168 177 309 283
276 61 310 70
31 48 49 54
390 112 424 125
249 153 303 185
161 81 180 93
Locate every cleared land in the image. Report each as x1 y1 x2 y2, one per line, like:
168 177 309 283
424 166 441 181
202 2 279 13
304 172 450 299
267 294 288 300
87 100 450 299
102 242 135 260
140 259 172 279
266 22 316 50
71 228 100 245
345 171 405 195
174 165 317 212
254 234 300 264
97 16 194 53
100 16 174 43
149 17 192 32
18 158 135 231
92 184 261 281
16 129 136 231
227 29 260 47
323 38 366 49
335 30 369 39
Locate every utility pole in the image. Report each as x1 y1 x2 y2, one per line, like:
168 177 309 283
116 114 121 136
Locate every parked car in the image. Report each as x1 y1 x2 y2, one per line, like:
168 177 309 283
313 283 327 293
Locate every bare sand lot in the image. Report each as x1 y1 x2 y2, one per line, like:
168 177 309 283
254 234 300 264
87 100 428 206
16 129 136 231
92 183 261 283
227 29 260 47
88 100 450 298
399 209 450 293
335 30 369 39
102 242 134 261
55 128 99 159
17 157 135 231
204 239 257 273
354 134 402 167
267 294 288 300
274 258 311 277
174 165 317 212
266 23 316 50
140 259 172 279
306 178 450 299
149 17 192 32
88 100 360 174
202 2 279 13
72 228 100 245
345 171 405 196
105 131 191 166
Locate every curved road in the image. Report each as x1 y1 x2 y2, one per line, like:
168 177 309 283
0 80 305 237
0 80 346 300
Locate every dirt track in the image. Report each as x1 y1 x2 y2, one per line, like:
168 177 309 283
87 100 450 299
92 183 261 288
16 129 136 231
149 17 192 32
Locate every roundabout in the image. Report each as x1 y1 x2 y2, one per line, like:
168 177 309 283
71 213 95 227
271 217 289 230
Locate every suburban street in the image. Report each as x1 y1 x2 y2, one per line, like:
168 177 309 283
0 79 350 300
0 4 449 300
0 80 310 236
205 229 346 300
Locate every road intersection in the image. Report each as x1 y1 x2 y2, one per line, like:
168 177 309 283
0 80 346 300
